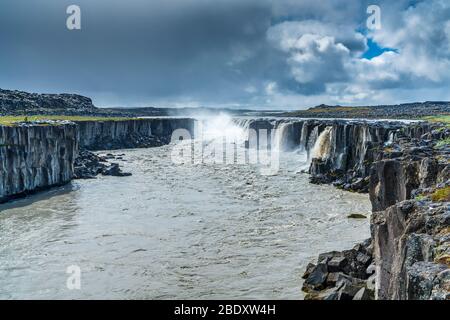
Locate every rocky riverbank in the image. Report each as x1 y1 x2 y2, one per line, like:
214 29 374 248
302 121 450 300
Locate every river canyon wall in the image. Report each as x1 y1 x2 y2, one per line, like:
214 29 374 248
77 118 196 150
0 118 196 203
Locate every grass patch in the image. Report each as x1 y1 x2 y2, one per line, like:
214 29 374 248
422 115 450 125
308 107 370 113
414 194 427 201
431 187 450 202
435 137 450 148
283 106 371 117
0 115 136 126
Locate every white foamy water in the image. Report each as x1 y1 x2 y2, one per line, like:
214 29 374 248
0 126 371 299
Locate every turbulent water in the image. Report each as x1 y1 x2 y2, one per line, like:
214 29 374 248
0 118 371 299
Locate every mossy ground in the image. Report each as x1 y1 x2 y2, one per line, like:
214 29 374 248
422 115 450 125
0 115 136 126
435 137 450 148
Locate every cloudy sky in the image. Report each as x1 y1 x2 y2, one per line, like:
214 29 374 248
0 0 449 109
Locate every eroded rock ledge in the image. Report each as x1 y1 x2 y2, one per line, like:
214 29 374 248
303 122 449 300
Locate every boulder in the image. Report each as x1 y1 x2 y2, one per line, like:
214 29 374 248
303 263 328 291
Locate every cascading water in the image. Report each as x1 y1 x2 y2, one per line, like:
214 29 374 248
299 122 309 151
357 126 372 166
306 126 319 160
385 131 394 146
272 121 291 152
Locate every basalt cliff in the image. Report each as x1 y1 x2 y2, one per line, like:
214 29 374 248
299 120 450 300
0 123 78 203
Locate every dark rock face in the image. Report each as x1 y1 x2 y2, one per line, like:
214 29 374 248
368 124 449 299
372 201 449 300
76 118 196 150
0 88 96 114
0 123 78 203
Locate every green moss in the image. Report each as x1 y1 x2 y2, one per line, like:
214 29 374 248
414 194 427 201
421 115 450 125
0 115 138 126
435 137 450 149
431 187 450 202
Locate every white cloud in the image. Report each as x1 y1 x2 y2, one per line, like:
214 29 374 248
262 0 450 108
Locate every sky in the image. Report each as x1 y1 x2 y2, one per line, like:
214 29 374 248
0 0 449 110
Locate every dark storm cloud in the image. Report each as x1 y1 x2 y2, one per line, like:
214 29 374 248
0 0 273 106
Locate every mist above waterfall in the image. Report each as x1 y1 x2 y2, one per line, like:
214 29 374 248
197 113 247 143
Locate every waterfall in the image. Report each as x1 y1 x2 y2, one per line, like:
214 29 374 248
199 114 248 142
385 131 394 146
272 121 291 152
358 126 372 166
299 122 309 150
312 126 333 160
232 118 253 131
306 126 319 154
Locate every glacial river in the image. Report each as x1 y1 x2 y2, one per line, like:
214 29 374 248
0 137 370 299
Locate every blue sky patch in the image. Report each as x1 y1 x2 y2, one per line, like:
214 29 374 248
363 38 398 59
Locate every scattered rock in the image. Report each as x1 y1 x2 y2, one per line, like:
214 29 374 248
303 263 328 291
74 150 132 179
